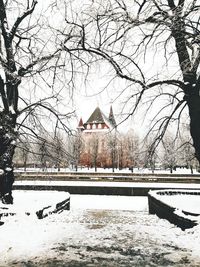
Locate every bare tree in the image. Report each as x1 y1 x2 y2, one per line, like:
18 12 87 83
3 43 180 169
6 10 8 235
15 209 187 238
16 132 72 171
70 133 83 171
117 137 124 170
178 140 197 174
51 134 65 171
0 1 78 203
90 134 99 172
108 132 118 172
37 136 50 171
126 130 140 171
142 134 159 173
161 132 177 173
14 138 30 171
177 125 198 173
61 0 200 166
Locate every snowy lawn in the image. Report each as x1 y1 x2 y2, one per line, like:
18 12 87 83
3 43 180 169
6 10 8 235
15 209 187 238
0 191 200 266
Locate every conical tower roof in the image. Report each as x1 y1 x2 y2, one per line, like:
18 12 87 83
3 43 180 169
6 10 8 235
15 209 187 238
109 106 116 127
77 117 84 130
78 118 84 127
86 107 105 124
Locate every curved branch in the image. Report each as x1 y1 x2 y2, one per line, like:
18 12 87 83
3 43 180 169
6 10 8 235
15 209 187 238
146 99 186 155
63 45 146 88
9 0 38 41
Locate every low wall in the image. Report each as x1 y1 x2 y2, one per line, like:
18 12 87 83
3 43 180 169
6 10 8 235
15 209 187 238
148 191 199 230
13 184 200 196
14 172 200 184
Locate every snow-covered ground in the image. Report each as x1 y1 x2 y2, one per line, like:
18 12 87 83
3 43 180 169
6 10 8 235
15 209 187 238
150 190 200 214
0 191 70 215
14 167 200 174
14 179 200 189
1 191 200 266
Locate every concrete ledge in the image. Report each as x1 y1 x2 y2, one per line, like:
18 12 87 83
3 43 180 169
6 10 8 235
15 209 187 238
0 191 70 225
148 190 200 230
14 171 200 183
13 183 200 196
36 197 70 219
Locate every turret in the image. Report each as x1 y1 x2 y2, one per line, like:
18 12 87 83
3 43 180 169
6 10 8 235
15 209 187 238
109 106 116 127
77 118 84 131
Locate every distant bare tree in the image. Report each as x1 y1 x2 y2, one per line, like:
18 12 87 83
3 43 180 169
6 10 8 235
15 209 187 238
178 140 196 174
14 138 30 171
37 136 50 171
143 135 159 173
70 133 83 171
126 131 140 171
117 137 124 170
52 135 65 171
161 133 177 173
177 125 198 173
108 132 118 172
116 131 140 171
90 134 99 172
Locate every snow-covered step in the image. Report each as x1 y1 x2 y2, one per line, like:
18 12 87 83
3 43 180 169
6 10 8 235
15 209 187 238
0 191 70 223
148 189 200 230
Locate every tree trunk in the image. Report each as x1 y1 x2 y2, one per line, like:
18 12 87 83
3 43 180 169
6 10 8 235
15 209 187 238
190 165 193 175
0 113 17 204
170 167 173 174
94 160 97 172
187 95 200 164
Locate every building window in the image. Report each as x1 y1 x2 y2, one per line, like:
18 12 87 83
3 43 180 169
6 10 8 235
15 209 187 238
87 124 90 129
98 124 102 129
92 124 96 129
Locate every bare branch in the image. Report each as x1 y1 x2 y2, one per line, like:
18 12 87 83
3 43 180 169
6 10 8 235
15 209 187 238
9 0 38 41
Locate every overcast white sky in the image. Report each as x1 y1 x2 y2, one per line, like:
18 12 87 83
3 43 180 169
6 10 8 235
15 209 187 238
0 0 190 138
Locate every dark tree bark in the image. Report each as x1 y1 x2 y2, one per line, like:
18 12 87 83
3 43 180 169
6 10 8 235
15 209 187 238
169 0 200 163
0 0 20 203
0 112 17 204
0 77 18 203
187 95 200 163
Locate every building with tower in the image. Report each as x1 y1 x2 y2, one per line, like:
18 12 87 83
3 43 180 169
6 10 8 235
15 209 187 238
77 106 117 169
77 106 116 133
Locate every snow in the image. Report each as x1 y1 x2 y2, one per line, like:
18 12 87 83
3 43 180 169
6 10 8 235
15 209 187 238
4 133 11 139
150 190 200 214
71 194 148 211
1 191 200 266
14 179 200 189
10 140 16 145
0 191 70 215
5 167 12 172
149 189 200 224
172 194 200 214
83 128 110 133
9 105 16 115
14 166 200 174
